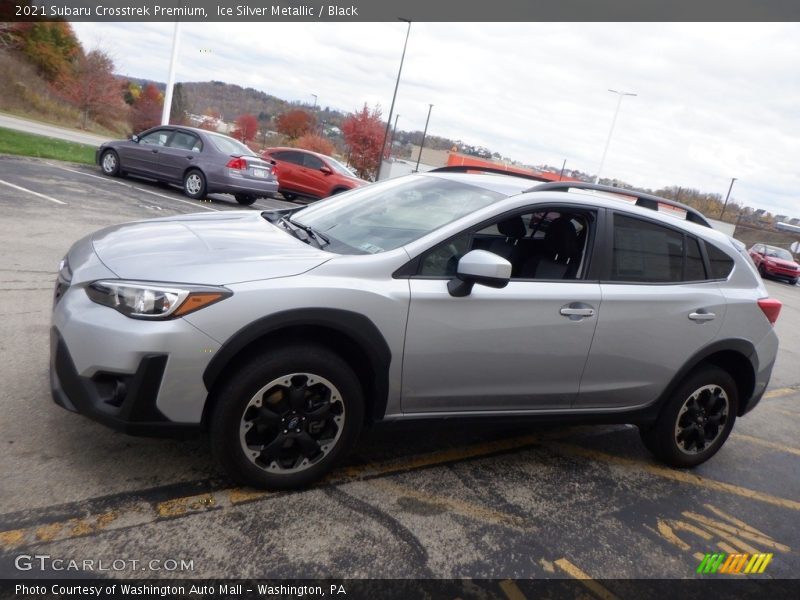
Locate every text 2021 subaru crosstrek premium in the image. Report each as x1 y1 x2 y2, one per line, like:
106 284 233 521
50 169 781 489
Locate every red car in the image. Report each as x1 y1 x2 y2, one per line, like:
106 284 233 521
261 147 367 201
749 243 800 284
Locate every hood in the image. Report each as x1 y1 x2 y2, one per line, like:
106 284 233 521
91 211 330 284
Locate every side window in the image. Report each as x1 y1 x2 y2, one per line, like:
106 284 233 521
611 215 685 282
304 154 325 170
706 243 735 280
168 131 200 151
140 130 170 146
417 208 592 280
279 151 304 166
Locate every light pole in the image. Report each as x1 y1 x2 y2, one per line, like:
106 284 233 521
311 94 317 109
377 18 411 180
559 159 567 181
720 177 737 220
387 114 400 160
594 89 636 184
161 22 181 125
415 103 434 172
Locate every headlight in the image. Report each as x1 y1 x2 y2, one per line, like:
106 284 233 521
86 281 231 319
57 256 72 284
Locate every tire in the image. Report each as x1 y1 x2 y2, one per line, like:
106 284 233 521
210 345 364 489
281 191 297 201
790 278 798 286
330 188 347 196
758 263 766 277
183 169 207 199
235 194 257 206
639 365 737 468
100 149 120 176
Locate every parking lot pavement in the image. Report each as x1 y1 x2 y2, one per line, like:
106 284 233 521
1 154 799 582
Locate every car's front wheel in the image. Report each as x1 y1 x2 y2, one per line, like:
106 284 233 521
183 169 207 199
210 345 364 489
235 194 257 206
639 365 737 468
100 149 120 176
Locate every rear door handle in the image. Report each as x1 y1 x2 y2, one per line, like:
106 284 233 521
688 311 716 322
560 303 595 319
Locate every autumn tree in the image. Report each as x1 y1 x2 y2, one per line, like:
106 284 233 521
13 22 82 81
121 80 142 105
294 134 334 156
276 109 315 140
232 113 258 142
130 83 163 132
341 103 383 180
169 83 189 125
55 49 126 129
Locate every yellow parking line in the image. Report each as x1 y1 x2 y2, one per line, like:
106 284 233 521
550 442 800 512
655 519 690 550
368 479 530 531
554 558 620 600
499 579 527 600
733 433 800 457
763 387 798 399
682 511 790 552
703 503 769 538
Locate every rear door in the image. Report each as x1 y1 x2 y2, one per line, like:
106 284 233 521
158 130 203 183
271 150 306 194
577 212 726 408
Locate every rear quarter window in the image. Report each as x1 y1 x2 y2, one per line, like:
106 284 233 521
706 242 735 280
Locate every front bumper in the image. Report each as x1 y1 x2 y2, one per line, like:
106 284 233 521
50 328 200 437
764 264 799 281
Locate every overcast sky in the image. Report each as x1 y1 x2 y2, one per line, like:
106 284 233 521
72 22 800 216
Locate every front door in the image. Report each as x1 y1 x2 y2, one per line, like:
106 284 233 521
401 207 601 413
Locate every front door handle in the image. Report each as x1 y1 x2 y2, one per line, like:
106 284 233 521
560 303 595 320
688 311 716 322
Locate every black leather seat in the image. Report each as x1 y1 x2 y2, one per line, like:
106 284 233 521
519 216 581 279
487 216 526 266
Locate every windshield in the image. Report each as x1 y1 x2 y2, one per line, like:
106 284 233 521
207 133 256 156
326 156 357 177
765 246 793 260
292 175 505 254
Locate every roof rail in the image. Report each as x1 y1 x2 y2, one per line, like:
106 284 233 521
526 181 712 228
428 165 553 183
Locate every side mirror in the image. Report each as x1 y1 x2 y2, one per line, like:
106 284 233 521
320 166 333 175
447 250 512 297
131 134 139 143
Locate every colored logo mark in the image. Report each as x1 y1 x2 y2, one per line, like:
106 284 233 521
696 552 773 574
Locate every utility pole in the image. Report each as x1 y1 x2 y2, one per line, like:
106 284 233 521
415 104 434 172
594 89 637 183
719 177 737 220
161 22 181 125
387 114 400 160
559 159 567 181
377 18 411 180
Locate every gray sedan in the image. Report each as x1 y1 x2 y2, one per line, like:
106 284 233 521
96 126 278 205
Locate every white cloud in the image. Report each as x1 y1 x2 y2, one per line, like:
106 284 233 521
71 21 800 215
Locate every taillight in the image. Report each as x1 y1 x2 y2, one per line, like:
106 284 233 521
226 157 247 170
758 297 782 325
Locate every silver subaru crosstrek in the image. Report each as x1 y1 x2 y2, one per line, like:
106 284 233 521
50 168 781 489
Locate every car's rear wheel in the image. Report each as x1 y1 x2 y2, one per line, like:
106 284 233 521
639 365 737 468
281 191 297 201
235 194 257 206
100 150 120 176
184 169 207 199
210 345 363 489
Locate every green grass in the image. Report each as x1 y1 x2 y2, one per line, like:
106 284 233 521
0 127 96 165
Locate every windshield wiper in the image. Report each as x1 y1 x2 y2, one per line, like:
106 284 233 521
261 209 329 248
288 217 330 247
